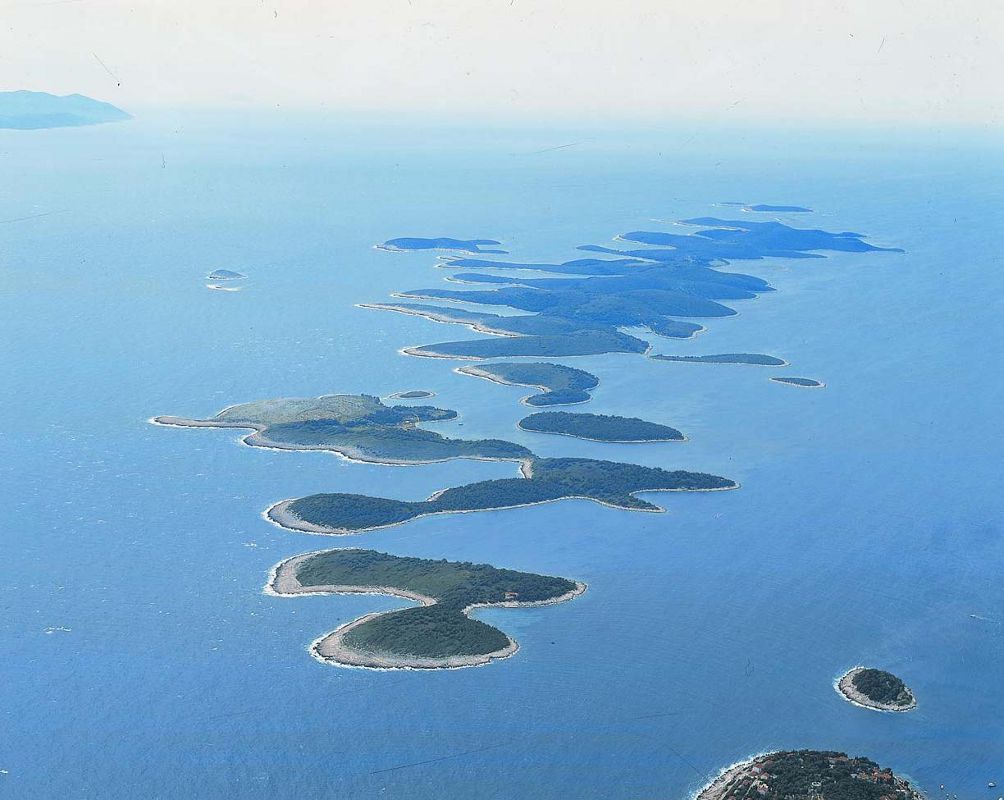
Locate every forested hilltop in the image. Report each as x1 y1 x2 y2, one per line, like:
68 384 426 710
838 667 917 711
699 751 923 800
518 411 684 442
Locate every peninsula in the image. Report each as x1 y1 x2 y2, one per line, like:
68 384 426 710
0 90 131 130
152 393 531 465
457 362 599 406
268 548 584 669
518 411 684 442
696 751 923 800
267 456 736 534
836 667 917 712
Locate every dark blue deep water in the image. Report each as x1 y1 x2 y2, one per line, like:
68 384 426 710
2 115 1002 798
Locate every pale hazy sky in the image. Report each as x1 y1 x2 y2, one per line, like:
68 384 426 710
2 0 1000 127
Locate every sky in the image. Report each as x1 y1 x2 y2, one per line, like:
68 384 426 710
1 0 1001 128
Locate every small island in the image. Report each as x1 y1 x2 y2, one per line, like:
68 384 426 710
836 667 917 712
207 269 246 281
652 353 787 366
0 90 131 130
403 329 650 360
267 548 585 669
457 362 599 406
518 411 684 442
627 218 903 256
152 393 531 465
268 456 736 534
696 750 923 800
388 390 435 399
377 237 507 254
771 376 824 388
747 204 813 213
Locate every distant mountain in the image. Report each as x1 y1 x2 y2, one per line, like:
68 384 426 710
0 91 131 130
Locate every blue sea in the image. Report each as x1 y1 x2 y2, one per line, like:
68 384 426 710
2 114 1002 798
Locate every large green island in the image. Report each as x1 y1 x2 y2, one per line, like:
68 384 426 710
152 394 531 465
518 411 684 442
697 751 923 800
268 548 585 669
268 456 736 534
837 667 917 712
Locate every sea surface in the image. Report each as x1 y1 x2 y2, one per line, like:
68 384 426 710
1 114 1002 798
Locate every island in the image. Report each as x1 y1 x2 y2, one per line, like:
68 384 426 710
696 751 923 800
363 254 773 359
267 548 585 669
0 90 131 130
771 377 824 388
207 269 246 281
368 218 896 364
377 237 507 254
151 393 531 465
152 211 900 668
620 218 903 258
456 362 599 406
747 204 813 213
651 353 787 366
518 411 684 442
836 667 917 712
267 456 737 534
403 329 650 360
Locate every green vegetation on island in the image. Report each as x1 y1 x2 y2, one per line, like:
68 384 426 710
838 667 916 711
651 353 786 366
405 330 649 359
274 548 583 667
747 204 812 213
207 269 245 281
853 669 913 706
771 376 824 388
153 394 531 464
457 362 599 406
698 751 923 800
368 220 895 366
389 390 434 399
518 411 684 442
271 456 736 533
378 237 506 254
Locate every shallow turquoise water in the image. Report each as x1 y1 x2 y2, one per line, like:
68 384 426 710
1 116 1002 798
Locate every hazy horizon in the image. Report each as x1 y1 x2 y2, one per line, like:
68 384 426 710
2 0 1001 130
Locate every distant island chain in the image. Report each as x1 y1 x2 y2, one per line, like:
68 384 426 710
153 207 914 795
